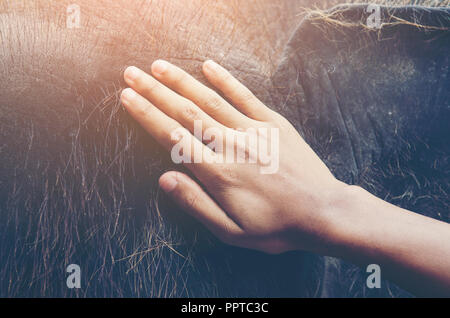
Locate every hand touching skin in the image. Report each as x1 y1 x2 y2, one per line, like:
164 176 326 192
121 60 450 295
120 60 345 254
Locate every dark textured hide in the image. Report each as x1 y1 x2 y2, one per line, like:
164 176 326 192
0 2 448 297
0 0 309 298
270 5 449 297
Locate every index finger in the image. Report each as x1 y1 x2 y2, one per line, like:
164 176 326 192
121 88 218 179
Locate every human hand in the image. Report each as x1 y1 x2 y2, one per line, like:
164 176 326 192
121 60 347 254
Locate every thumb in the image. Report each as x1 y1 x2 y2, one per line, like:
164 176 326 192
159 171 243 243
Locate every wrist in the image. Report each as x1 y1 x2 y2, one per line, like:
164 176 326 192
285 180 364 255
309 182 372 257
320 183 392 262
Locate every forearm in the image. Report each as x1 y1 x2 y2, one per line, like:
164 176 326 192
326 185 450 296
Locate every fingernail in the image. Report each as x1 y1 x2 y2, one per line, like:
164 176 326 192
121 88 136 104
152 60 169 76
204 60 219 72
124 66 140 82
160 174 178 193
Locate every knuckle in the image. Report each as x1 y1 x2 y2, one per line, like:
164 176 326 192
215 165 238 184
172 70 187 87
181 103 200 121
219 70 232 83
205 94 223 113
131 98 154 118
135 101 154 118
143 79 160 95
218 224 238 245
184 192 200 211
238 89 255 104
169 126 188 143
227 79 240 94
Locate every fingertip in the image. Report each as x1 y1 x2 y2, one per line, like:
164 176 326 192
124 66 140 83
121 88 137 106
203 60 220 74
159 171 179 193
152 60 169 77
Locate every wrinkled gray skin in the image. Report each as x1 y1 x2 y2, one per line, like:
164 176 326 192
271 4 449 297
0 0 448 297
